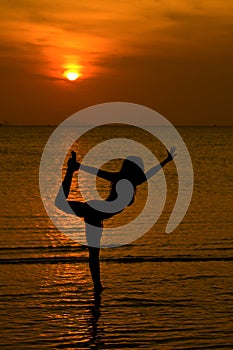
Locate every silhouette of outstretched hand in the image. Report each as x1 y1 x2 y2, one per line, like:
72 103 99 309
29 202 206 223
166 146 176 162
67 151 80 172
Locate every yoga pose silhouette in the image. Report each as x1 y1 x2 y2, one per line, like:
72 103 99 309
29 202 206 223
55 147 176 294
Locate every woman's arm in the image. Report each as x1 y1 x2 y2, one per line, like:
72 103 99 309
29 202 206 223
55 150 117 211
144 146 176 180
80 163 116 181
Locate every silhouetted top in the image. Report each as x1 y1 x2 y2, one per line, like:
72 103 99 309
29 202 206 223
97 158 147 206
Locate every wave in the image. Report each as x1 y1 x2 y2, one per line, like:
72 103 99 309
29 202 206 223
0 245 84 252
0 256 232 265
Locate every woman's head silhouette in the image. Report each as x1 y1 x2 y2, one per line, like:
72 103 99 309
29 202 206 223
120 156 146 191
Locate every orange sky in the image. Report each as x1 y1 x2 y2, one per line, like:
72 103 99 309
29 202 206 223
0 0 232 125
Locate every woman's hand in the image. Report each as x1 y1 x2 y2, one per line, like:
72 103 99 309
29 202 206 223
67 151 80 172
166 146 176 162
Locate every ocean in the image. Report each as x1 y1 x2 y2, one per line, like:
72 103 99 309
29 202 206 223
0 125 232 349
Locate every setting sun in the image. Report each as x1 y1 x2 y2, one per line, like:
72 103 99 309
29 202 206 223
64 70 79 81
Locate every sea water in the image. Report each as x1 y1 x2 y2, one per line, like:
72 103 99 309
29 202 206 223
0 126 232 349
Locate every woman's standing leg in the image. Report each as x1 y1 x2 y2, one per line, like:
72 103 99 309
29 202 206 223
85 221 103 294
88 246 102 294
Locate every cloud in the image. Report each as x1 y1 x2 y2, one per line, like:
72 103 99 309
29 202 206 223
0 0 232 82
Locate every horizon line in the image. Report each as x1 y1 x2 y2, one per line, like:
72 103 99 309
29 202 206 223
1 124 233 128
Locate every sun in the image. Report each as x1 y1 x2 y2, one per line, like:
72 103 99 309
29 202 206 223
64 70 79 81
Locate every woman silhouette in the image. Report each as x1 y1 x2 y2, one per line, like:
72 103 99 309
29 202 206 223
55 147 176 294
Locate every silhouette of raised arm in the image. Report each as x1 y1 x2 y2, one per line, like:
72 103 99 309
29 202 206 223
63 150 116 181
80 163 117 182
144 146 176 181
